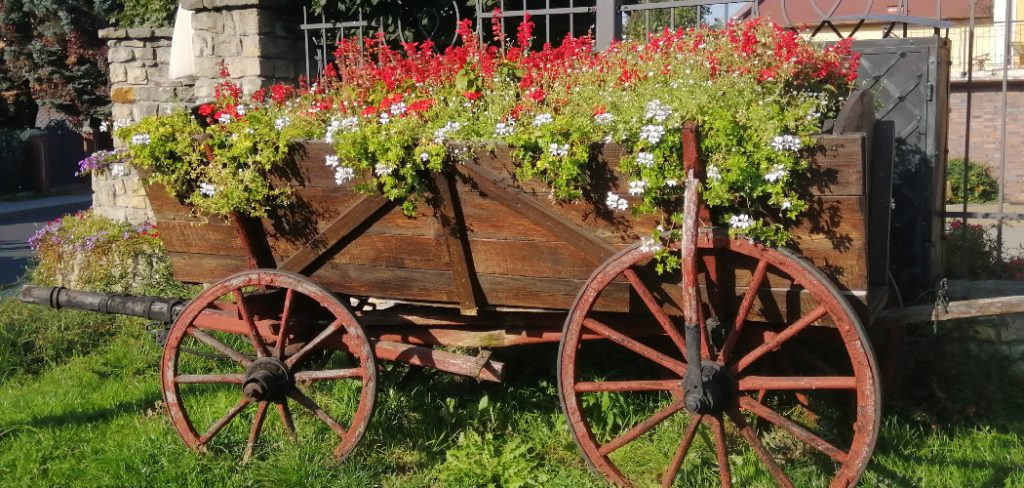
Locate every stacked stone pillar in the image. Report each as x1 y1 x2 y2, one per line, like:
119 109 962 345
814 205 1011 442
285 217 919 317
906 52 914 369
95 0 304 225
180 0 304 100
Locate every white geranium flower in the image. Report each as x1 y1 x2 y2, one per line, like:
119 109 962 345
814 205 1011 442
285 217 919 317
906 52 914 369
764 164 787 183
594 112 614 124
325 155 339 168
374 163 393 177
605 192 629 211
131 134 151 145
274 116 290 130
729 214 754 230
235 105 247 116
770 134 802 152
636 151 654 167
639 236 662 253
198 182 218 197
334 166 355 185
548 143 569 157
639 125 665 144
99 121 110 133
420 152 430 162
433 121 462 143
109 163 128 178
628 180 647 196
533 113 553 127
390 102 407 115
494 121 515 137
665 179 678 187
379 112 391 125
645 99 672 122
217 112 233 124
781 200 792 209
707 164 722 180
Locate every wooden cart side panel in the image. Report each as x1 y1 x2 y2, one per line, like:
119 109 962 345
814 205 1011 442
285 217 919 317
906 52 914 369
151 134 871 311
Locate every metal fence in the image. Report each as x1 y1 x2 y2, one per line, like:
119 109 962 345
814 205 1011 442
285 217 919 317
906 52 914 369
299 0 1024 284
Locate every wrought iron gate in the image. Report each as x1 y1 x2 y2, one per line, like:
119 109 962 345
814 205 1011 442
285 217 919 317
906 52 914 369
854 36 951 298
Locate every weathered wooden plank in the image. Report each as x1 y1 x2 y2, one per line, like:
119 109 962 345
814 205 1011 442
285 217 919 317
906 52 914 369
277 194 391 275
876 295 1024 328
433 171 482 315
159 221 244 256
168 252 249 284
456 162 620 264
807 134 866 197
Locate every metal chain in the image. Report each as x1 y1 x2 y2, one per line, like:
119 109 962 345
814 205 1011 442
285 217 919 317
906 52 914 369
933 278 949 333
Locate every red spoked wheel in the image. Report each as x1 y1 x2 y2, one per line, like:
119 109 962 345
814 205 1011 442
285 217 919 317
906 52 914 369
161 270 376 462
558 238 880 487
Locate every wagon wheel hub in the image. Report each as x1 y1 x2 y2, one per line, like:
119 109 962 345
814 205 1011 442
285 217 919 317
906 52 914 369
243 357 292 402
682 361 735 415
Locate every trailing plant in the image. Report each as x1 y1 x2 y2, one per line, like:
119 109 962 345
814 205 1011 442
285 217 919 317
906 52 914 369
946 158 998 205
28 210 191 297
115 17 858 247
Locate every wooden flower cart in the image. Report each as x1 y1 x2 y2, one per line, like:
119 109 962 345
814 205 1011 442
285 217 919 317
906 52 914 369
21 97 924 487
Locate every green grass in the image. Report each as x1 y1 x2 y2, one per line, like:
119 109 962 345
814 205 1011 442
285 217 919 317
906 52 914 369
0 299 1022 487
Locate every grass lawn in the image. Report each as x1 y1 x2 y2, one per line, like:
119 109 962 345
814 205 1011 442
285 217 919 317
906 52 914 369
0 297 1022 487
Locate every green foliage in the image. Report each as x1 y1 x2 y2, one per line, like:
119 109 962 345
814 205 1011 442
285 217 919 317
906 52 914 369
0 299 133 380
946 158 999 205
112 0 176 28
0 0 113 120
0 315 1023 486
434 431 541 488
28 210 192 296
943 219 1024 280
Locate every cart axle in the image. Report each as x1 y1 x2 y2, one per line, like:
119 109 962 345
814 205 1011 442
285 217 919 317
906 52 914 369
18 285 186 323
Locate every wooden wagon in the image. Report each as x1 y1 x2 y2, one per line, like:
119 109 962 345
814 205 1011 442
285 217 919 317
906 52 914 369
21 101 896 487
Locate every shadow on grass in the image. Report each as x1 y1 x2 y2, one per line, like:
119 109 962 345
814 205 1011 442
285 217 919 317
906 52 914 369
865 326 1024 486
0 392 162 442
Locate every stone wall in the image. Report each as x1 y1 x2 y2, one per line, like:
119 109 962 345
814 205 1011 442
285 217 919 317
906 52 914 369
95 0 304 225
99 27 196 126
91 165 153 225
180 0 303 101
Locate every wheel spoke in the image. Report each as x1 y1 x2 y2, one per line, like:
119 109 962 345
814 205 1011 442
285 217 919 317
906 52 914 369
276 401 298 442
718 258 769 363
706 415 732 488
598 401 685 456
739 397 848 463
661 414 703 488
737 375 858 391
293 368 363 383
575 380 680 393
233 290 270 358
274 288 296 360
733 305 827 373
623 268 688 360
199 397 251 446
187 328 253 367
288 387 348 438
582 318 687 375
285 318 344 369
175 374 245 384
725 408 794 488
242 401 269 463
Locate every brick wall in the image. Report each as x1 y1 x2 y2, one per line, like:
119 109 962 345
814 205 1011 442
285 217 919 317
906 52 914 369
948 83 1024 203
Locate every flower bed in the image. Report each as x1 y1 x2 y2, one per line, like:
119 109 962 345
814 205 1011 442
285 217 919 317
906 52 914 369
116 17 858 250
